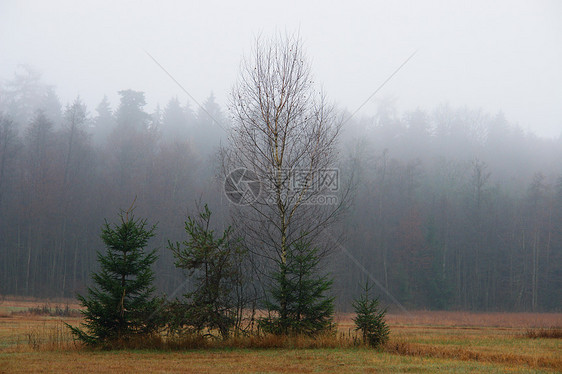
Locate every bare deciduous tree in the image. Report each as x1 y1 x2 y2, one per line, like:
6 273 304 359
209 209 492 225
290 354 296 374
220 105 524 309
221 35 347 321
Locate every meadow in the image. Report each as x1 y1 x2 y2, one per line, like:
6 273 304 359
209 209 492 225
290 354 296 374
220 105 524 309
0 297 560 373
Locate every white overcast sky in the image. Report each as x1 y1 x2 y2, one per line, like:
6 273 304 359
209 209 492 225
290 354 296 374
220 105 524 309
1 0 561 137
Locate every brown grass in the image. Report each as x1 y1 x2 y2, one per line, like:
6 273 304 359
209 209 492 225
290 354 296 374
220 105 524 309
4 314 561 371
78 331 363 351
384 339 561 371
166 331 362 350
0 296 81 318
5 348 543 374
1 299 561 373
525 327 562 339
2 318 79 352
336 310 562 329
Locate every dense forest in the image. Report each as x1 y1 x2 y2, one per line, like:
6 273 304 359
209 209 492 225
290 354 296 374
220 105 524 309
0 66 561 312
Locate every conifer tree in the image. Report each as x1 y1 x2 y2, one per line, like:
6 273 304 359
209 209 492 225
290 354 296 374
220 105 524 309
260 239 334 335
352 282 389 348
67 209 163 347
168 204 246 339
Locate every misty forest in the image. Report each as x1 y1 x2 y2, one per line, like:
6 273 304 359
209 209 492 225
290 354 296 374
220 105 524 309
1 62 561 314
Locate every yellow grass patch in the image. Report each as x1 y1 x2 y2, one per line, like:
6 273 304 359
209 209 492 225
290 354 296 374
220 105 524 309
1 299 560 373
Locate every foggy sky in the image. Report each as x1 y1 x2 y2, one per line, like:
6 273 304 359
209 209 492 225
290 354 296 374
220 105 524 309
1 0 561 137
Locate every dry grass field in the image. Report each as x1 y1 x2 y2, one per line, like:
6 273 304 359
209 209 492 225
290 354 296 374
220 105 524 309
0 297 560 373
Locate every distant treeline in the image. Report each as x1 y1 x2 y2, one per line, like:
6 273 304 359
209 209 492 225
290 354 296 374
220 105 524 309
0 67 560 311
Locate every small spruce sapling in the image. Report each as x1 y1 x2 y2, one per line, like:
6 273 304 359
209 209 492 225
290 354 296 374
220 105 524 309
352 281 389 348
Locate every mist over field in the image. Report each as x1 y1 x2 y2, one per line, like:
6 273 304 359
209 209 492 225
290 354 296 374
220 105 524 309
0 0 561 312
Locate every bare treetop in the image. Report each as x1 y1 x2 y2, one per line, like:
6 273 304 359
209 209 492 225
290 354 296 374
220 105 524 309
224 34 345 266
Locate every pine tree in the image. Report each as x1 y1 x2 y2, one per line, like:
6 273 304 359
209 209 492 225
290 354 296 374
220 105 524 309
352 282 389 348
67 210 163 347
168 204 245 339
260 239 334 335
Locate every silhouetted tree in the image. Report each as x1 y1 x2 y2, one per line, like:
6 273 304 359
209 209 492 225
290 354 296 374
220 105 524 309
161 97 189 143
92 95 115 145
115 90 149 130
0 114 18 207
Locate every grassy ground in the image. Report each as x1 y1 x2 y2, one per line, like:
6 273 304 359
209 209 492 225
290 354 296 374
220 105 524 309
2 349 554 373
0 298 560 373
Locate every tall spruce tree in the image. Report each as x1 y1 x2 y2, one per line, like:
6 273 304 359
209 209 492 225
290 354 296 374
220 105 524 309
68 210 163 347
260 239 334 335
